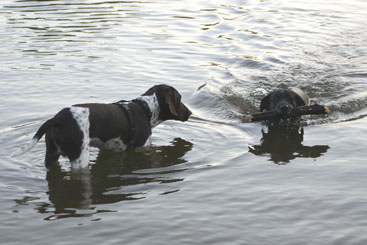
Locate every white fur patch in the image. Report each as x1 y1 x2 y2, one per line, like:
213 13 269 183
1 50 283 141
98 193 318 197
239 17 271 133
70 107 90 169
135 93 162 128
90 137 127 152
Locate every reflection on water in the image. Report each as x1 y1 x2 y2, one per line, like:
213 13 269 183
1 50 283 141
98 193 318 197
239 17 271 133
15 138 192 220
249 126 329 164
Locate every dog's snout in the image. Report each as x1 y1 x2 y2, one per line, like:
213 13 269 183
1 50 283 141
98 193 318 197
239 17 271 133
278 104 292 114
182 104 192 121
188 108 192 116
281 104 289 112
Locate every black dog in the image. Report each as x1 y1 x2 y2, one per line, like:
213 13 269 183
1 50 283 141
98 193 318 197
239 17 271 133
12 84 191 169
260 87 309 121
249 87 317 125
249 88 330 163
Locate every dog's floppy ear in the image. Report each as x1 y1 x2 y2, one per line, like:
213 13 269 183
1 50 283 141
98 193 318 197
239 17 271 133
291 87 309 106
294 95 307 107
167 98 178 117
163 87 179 118
260 94 271 111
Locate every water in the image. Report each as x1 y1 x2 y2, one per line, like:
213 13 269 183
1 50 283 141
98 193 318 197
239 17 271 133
1 0 366 244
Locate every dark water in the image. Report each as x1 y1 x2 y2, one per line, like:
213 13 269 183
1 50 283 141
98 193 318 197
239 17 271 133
1 0 366 244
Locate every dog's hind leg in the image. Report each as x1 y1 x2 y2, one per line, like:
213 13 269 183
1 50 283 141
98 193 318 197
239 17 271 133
64 130 90 169
68 107 90 169
44 131 61 167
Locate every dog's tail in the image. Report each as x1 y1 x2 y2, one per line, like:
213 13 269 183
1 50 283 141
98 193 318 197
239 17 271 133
11 118 58 158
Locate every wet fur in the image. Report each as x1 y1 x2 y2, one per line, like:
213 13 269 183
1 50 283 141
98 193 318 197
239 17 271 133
260 88 309 124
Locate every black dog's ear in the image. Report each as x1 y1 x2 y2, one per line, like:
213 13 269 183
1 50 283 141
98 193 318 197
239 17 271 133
294 95 307 107
291 88 309 106
260 94 271 111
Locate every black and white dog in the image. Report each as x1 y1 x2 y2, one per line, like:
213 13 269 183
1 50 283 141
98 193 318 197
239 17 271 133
12 84 192 169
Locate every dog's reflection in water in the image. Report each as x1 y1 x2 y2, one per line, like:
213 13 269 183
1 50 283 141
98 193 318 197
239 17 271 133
249 125 329 164
41 138 192 217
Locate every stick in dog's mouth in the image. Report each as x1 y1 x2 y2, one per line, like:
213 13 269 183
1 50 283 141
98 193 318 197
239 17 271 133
249 104 331 122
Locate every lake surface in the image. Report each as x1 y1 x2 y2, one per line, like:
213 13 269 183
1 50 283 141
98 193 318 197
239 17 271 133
1 0 366 244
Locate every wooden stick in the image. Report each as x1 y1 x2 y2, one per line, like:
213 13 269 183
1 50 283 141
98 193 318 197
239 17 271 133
290 104 331 117
249 104 330 122
249 110 280 122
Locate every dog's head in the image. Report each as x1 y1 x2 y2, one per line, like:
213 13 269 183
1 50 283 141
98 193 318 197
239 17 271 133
260 88 309 115
143 84 192 122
